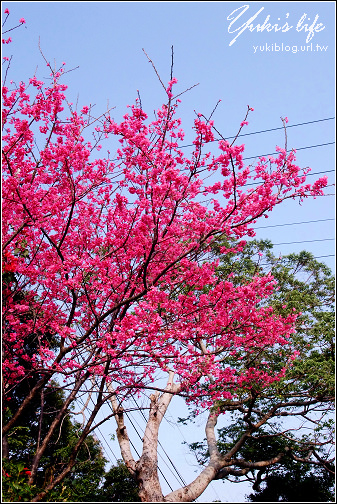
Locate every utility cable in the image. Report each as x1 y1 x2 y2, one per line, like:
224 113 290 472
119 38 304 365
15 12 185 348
244 168 335 187
313 254 335 259
110 117 335 164
242 141 335 161
77 376 173 492
179 117 335 148
163 410 222 503
255 218 335 229
129 395 188 487
125 407 182 490
76 381 175 493
76 395 119 463
260 253 335 266
272 238 334 246
225 117 335 140
80 375 177 494
122 408 175 492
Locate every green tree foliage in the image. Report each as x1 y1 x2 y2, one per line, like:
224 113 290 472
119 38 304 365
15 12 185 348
2 271 105 501
2 381 107 502
247 460 335 502
211 239 335 399
184 240 335 500
97 460 141 502
2 270 142 502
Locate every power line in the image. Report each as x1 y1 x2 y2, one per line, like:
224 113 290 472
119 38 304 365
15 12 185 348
226 117 335 139
81 377 178 494
254 218 335 229
130 394 188 488
110 118 335 164
125 403 186 490
164 410 223 503
272 238 334 246
260 253 335 265
94 425 119 463
76 396 119 464
179 117 335 148
76 385 176 493
313 254 335 259
244 168 335 187
122 408 175 492
242 141 335 161
306 169 335 177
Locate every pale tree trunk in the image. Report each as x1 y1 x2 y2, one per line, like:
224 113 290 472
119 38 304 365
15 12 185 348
111 377 229 501
109 371 180 501
164 410 225 502
164 406 290 502
135 389 165 502
110 378 290 502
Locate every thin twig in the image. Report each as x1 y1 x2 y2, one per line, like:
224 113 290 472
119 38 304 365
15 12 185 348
142 48 166 91
207 99 222 124
172 82 199 101
2 55 13 87
137 89 142 110
281 116 288 153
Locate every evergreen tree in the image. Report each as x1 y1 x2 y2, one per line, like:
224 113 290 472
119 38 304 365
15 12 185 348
185 241 335 501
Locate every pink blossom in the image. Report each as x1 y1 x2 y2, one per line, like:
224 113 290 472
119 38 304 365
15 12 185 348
1 69 328 410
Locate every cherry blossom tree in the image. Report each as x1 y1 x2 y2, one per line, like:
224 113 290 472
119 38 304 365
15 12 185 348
2 13 330 502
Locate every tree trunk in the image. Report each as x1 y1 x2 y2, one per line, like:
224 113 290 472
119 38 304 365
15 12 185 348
111 372 179 502
136 453 164 502
2 435 9 458
136 391 165 502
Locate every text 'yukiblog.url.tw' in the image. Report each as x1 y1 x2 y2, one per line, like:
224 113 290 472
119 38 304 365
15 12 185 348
253 42 328 54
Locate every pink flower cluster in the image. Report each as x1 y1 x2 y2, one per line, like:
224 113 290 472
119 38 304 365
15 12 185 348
2 67 328 407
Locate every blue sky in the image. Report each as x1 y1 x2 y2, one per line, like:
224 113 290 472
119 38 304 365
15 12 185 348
2 2 335 501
